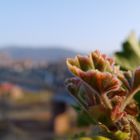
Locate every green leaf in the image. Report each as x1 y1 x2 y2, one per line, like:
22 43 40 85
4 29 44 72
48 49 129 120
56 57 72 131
114 32 140 70
78 136 110 140
113 130 129 140
78 137 93 140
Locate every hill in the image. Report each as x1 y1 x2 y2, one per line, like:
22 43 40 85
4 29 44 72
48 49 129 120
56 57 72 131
0 47 78 62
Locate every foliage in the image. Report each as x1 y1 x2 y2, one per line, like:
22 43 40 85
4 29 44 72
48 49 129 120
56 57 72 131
65 50 140 140
114 32 140 70
79 136 110 140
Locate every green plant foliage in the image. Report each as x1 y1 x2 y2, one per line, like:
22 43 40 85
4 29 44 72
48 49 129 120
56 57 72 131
78 138 93 140
77 111 92 127
71 104 92 127
113 131 130 140
65 50 140 140
79 136 110 140
114 32 140 70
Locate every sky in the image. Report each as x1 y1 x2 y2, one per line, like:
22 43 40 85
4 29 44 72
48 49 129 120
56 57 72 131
0 0 140 53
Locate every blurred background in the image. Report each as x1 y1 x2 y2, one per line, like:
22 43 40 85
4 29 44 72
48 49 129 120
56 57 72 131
0 0 140 139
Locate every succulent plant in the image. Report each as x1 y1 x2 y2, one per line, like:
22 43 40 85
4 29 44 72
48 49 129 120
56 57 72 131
65 50 140 140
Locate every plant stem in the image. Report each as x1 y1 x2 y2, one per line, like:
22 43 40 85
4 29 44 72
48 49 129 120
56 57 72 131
101 93 112 110
81 79 112 110
128 116 140 139
70 92 98 125
121 89 138 111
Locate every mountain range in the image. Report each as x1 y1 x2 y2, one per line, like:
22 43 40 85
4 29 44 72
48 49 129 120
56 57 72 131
0 47 78 62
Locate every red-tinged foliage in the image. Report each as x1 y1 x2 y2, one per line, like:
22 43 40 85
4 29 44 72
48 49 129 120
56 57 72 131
65 50 140 139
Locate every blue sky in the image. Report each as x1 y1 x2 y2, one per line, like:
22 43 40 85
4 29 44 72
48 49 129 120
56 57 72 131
0 0 140 53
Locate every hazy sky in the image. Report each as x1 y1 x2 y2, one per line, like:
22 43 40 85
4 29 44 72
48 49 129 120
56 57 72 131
0 0 140 53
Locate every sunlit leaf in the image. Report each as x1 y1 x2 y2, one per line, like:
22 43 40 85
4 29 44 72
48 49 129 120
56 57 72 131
114 32 140 70
66 50 140 139
74 70 120 95
67 50 115 74
113 130 130 140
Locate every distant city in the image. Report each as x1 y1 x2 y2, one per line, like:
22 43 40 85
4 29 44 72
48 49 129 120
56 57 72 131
0 47 77 96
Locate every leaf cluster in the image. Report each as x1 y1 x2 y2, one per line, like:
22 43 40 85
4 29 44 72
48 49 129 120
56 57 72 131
65 50 140 140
